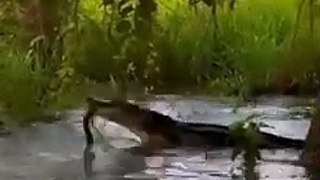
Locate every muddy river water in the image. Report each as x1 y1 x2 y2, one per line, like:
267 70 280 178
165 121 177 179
0 95 316 179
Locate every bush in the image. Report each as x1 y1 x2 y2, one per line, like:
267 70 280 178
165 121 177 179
0 54 48 123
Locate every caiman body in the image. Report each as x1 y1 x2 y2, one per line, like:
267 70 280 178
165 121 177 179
83 97 305 152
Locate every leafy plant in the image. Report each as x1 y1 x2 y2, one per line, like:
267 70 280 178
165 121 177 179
229 114 262 161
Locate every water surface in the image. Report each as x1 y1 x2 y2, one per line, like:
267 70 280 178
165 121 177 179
0 96 315 179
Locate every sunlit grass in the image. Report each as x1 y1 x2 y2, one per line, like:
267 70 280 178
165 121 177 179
79 0 104 21
152 0 301 95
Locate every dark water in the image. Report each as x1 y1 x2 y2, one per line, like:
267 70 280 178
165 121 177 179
0 96 315 179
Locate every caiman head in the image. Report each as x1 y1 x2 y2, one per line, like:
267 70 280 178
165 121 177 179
82 97 181 148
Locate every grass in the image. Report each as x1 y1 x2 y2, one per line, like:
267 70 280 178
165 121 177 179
0 0 320 122
0 53 47 123
73 0 319 94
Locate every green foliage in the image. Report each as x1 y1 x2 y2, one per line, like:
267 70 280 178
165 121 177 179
229 117 261 145
0 41 80 123
229 115 262 161
0 119 10 135
0 0 78 123
215 0 296 95
0 54 47 122
1 0 320 123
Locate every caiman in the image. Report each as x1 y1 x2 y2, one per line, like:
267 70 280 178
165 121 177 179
82 97 305 152
83 97 221 151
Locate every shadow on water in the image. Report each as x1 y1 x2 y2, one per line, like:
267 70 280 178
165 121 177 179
82 142 157 179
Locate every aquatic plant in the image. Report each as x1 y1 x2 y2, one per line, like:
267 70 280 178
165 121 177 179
229 115 262 161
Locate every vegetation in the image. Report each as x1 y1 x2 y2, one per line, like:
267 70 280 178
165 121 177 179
0 0 320 122
0 119 10 135
229 115 261 161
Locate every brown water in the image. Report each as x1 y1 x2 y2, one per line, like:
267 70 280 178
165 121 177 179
0 95 316 180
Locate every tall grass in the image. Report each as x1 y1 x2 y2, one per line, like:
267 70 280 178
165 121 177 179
1 0 320 122
0 53 47 123
72 0 320 96
215 0 297 94
152 0 302 95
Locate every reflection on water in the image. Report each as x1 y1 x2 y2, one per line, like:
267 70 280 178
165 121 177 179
81 141 310 180
83 144 95 177
0 96 316 179
80 95 314 179
81 141 155 179
243 155 259 180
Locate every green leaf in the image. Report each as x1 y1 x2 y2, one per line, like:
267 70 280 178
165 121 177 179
202 0 213 6
136 0 157 20
120 6 134 17
116 20 132 33
119 0 130 8
102 0 114 6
